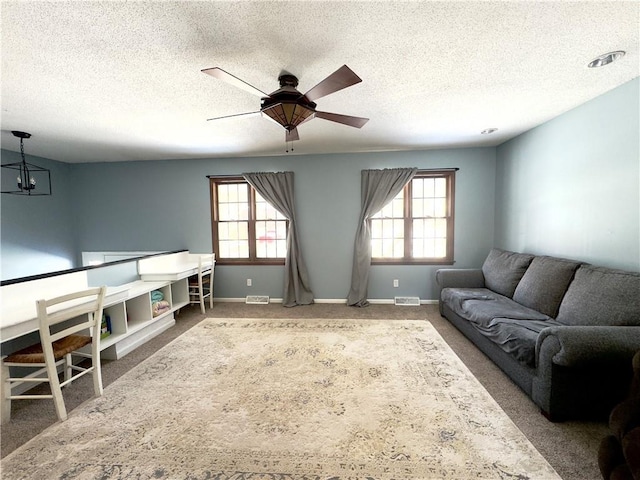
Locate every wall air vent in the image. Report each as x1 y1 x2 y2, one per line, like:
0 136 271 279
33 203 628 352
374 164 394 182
394 296 421 306
246 295 270 305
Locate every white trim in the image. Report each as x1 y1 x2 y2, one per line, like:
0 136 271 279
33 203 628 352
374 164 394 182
214 297 438 305
215 297 283 304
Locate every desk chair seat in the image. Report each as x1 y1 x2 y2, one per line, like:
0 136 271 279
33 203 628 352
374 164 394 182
1 286 107 424
4 334 92 364
188 254 215 314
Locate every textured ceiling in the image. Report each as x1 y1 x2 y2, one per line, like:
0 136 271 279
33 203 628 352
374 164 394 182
1 1 638 163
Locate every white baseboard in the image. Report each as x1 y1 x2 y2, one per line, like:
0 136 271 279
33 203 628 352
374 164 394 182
214 297 438 305
215 297 283 303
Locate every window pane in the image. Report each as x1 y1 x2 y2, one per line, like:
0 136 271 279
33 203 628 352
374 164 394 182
256 239 266 258
371 219 382 238
424 178 435 197
413 178 423 197
382 239 394 257
239 185 248 202
219 203 230 221
434 177 447 197
228 222 238 240
218 185 229 203
413 199 423 217
391 197 403 217
238 222 248 240
413 239 424 258
393 238 404 257
218 222 228 240
219 241 230 258
239 203 249 221
372 239 383 257
256 202 266 220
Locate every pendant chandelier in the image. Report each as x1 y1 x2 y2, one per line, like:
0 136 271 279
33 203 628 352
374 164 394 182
1 131 51 196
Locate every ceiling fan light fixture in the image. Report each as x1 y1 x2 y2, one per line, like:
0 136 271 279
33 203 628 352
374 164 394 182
588 51 625 68
262 102 316 130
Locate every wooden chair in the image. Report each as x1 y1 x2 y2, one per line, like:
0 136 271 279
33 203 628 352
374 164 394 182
188 254 215 314
1 286 107 423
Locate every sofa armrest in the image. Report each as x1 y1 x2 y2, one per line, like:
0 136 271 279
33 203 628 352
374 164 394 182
536 326 640 368
435 269 485 289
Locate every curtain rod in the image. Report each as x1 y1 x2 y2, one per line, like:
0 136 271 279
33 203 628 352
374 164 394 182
419 167 460 171
207 168 459 178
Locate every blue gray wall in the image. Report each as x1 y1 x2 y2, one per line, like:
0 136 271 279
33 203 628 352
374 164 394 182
69 148 496 301
495 78 639 271
0 151 77 279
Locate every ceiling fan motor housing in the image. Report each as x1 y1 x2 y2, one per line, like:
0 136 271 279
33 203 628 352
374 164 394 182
261 74 318 131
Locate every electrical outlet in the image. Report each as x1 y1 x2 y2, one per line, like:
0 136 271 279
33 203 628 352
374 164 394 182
393 279 399 288
247 279 252 287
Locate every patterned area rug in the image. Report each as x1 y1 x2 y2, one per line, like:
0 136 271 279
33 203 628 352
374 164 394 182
1 319 560 479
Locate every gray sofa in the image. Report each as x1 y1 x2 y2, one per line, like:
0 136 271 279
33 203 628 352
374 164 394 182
436 248 640 421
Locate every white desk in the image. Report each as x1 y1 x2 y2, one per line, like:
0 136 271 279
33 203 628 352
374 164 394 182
138 252 214 282
0 271 129 343
1 279 187 361
0 251 211 359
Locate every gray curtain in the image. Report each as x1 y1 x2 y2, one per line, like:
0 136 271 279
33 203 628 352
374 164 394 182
243 171 314 307
346 168 417 307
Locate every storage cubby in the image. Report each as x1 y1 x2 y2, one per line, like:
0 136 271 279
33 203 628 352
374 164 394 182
171 278 189 310
100 302 128 350
100 279 186 360
126 294 153 329
159 285 172 306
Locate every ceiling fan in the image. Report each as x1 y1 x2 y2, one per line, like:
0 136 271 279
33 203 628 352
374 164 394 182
201 65 369 142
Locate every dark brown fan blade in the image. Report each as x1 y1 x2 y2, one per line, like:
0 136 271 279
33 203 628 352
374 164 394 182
303 65 363 102
202 67 268 97
285 128 300 142
315 111 369 128
206 111 262 121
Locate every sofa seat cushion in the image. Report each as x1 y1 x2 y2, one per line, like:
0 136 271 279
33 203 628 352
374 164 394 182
441 287 551 327
556 266 640 327
512 256 583 318
474 318 563 366
481 248 534 298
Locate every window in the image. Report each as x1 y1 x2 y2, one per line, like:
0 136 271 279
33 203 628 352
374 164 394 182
210 177 287 265
370 170 455 264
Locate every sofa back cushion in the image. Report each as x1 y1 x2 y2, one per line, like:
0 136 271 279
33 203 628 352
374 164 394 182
556 265 640 326
512 256 583 318
481 248 534 298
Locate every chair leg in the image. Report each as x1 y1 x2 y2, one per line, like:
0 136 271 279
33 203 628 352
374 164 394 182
45 357 67 421
1 360 11 424
64 353 73 384
92 346 103 397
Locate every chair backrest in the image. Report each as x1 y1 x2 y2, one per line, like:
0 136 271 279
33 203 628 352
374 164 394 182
198 254 215 280
36 286 107 344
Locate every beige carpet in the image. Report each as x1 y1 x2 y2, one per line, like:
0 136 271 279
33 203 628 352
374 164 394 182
1 318 560 479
